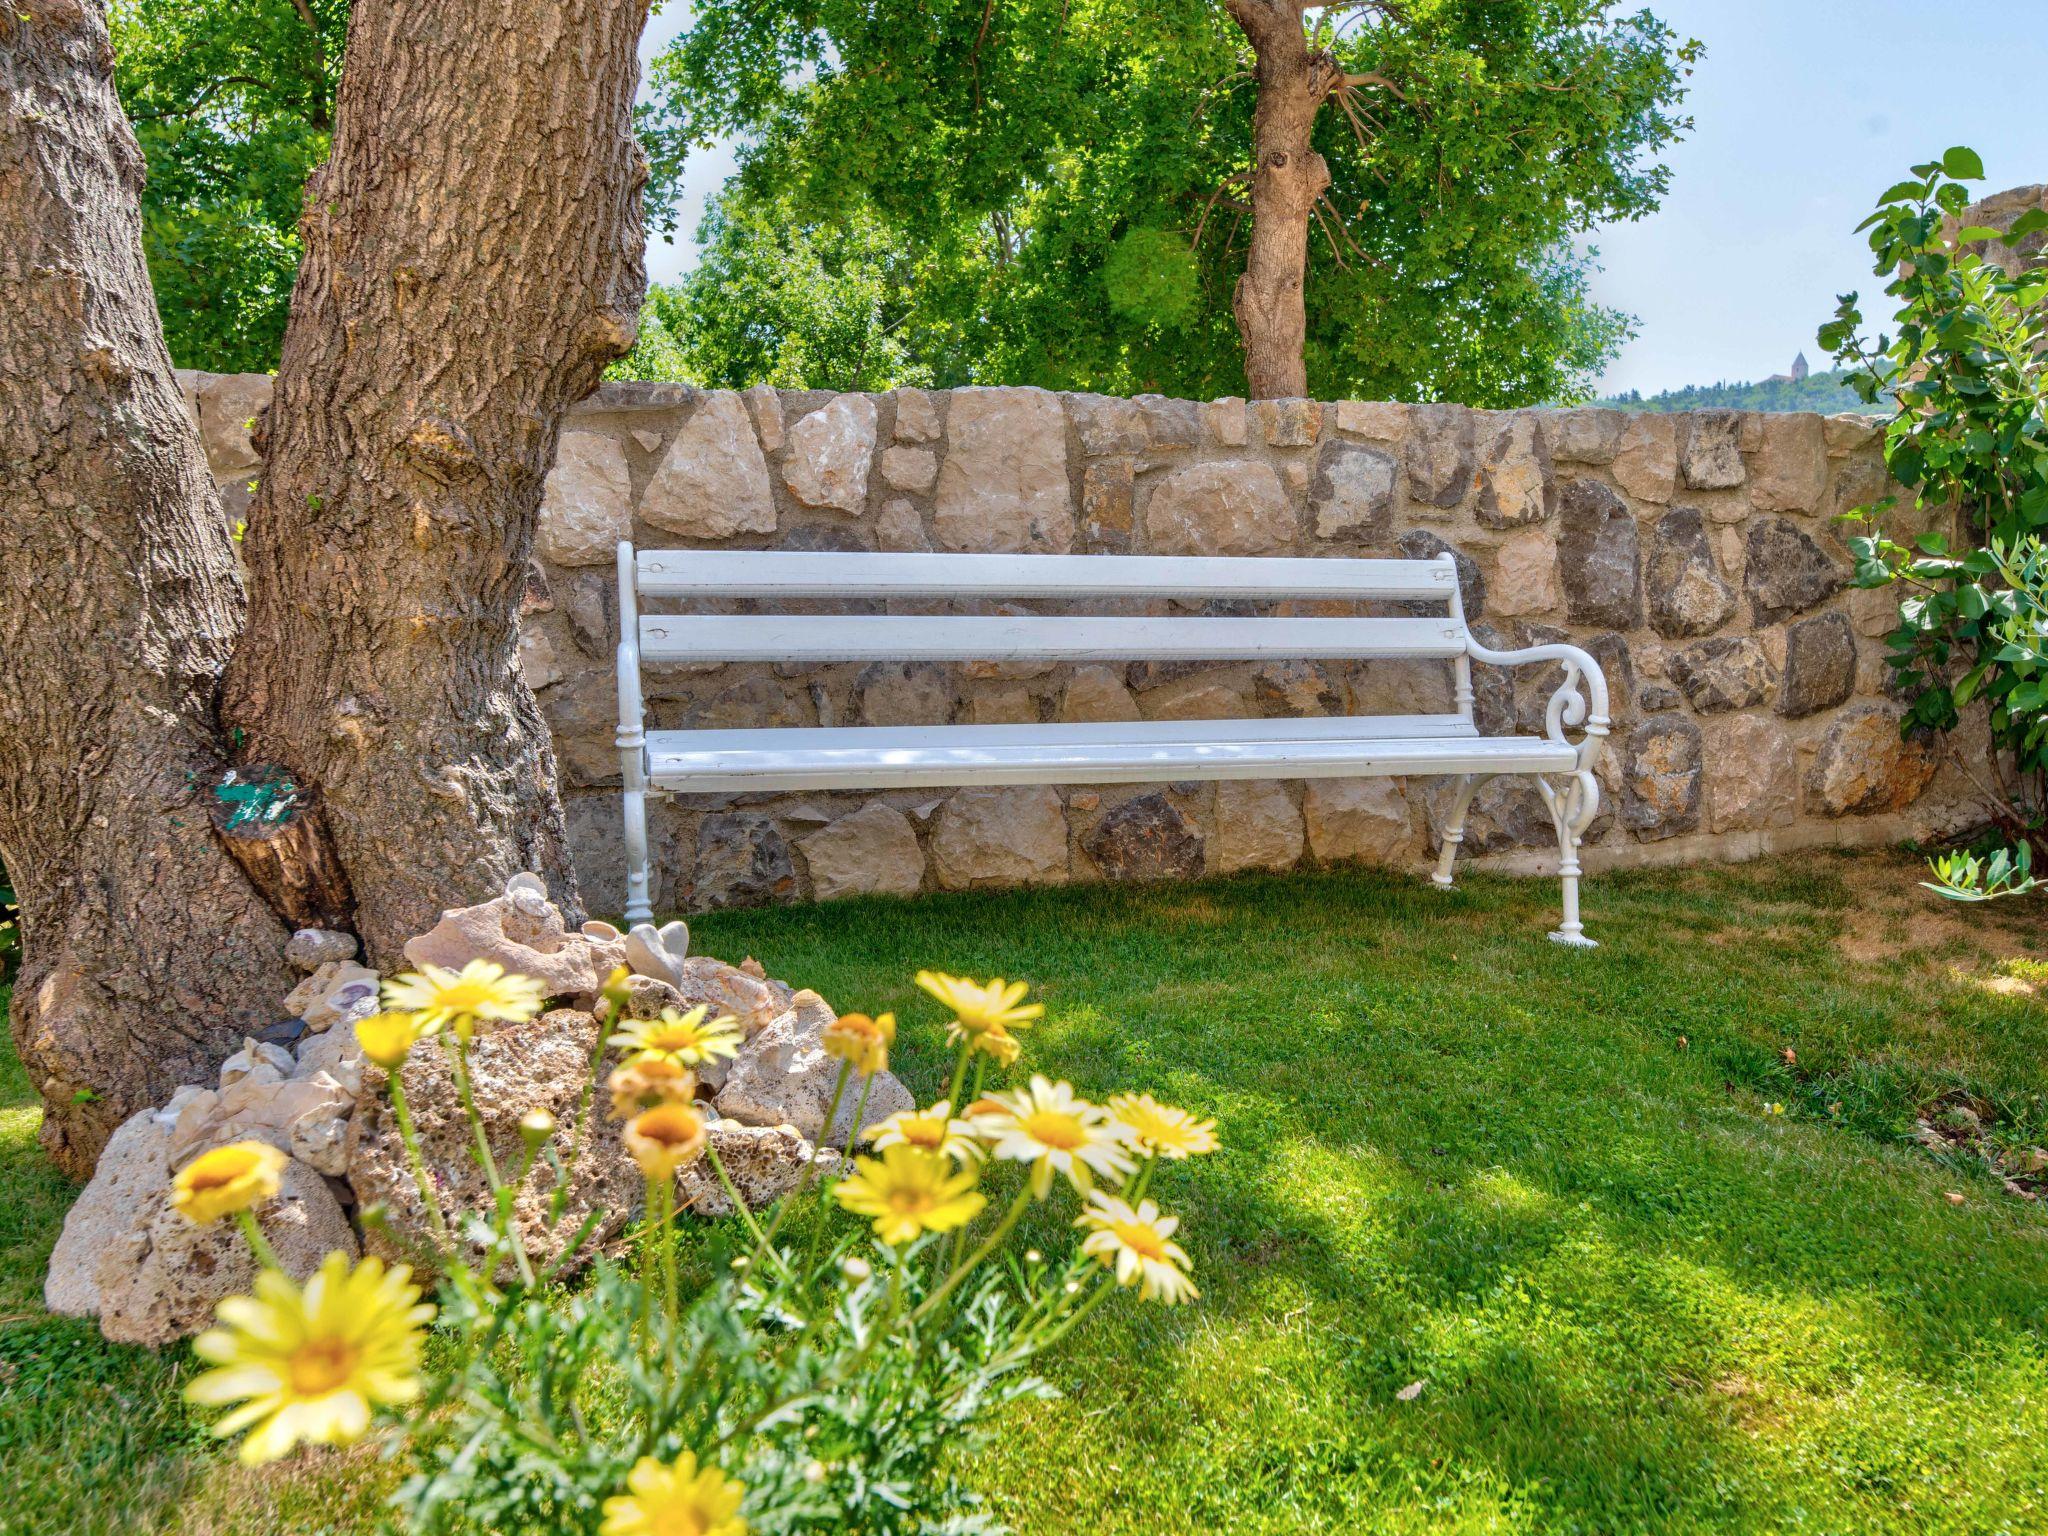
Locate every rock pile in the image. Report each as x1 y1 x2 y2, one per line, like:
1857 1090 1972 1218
44 874 910 1344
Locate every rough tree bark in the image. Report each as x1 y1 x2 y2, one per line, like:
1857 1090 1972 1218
1225 0 1344 400
0 2 294 1174
222 0 652 965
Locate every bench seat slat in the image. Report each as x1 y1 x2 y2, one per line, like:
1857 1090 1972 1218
645 721 1574 794
636 550 1459 601
640 614 1467 663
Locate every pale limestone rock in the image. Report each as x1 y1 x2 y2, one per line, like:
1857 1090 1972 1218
800 805 926 901
1304 779 1413 865
169 1071 354 1167
219 1038 294 1089
893 388 941 442
1612 413 1678 502
1750 413 1828 513
537 432 633 566
930 785 1070 889
350 1009 638 1276
1706 716 1797 833
1474 413 1556 528
1545 408 1627 465
934 387 1073 552
1256 397 1322 447
1060 665 1141 722
1824 414 1882 455
1145 680 1248 721
1144 461 1293 556
283 960 381 1034
968 685 1040 724
1212 780 1305 873
675 955 783 1035
1253 659 1339 716
284 928 357 972
783 394 878 514
1489 527 1562 617
294 1022 365 1098
744 384 785 452
1809 703 1939 816
1206 397 1249 447
879 445 937 493
1336 400 1408 440
1310 442 1396 541
642 392 776 538
97 1157 357 1346
713 991 913 1148
877 498 930 551
679 1119 834 1215
403 873 625 1001
519 621 571 692
1681 411 1746 490
196 372 273 473
45 1110 170 1318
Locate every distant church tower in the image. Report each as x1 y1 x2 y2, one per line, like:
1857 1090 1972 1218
1790 351 1810 382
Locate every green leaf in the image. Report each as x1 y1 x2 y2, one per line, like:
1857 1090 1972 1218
1942 146 1987 180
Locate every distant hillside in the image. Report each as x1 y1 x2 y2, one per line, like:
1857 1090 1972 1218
1601 368 1885 416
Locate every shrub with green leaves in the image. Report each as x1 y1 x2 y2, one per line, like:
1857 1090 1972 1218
1821 146 2048 897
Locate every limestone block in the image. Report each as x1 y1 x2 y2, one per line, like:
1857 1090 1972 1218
641 392 776 538
930 786 1070 888
1750 413 1828 513
1746 517 1846 624
1809 703 1939 816
692 813 797 909
1777 610 1857 718
197 372 274 474
1081 459 1135 551
857 661 957 726
1557 478 1643 629
1645 506 1737 638
893 388 940 442
1061 665 1141 723
1490 527 1562 618
934 387 1073 552
1311 441 1397 541
1145 461 1295 556
744 384 784 452
1622 714 1702 840
1081 793 1204 881
783 394 878 513
1706 715 1797 833
877 498 930 551
1681 410 1746 489
713 991 912 1147
1303 779 1413 865
1336 400 1408 441
800 804 926 901
679 1119 832 1215
1545 407 1627 465
1395 530 1485 619
1405 404 1475 508
1252 659 1340 716
1211 780 1304 873
1256 397 1323 447
1668 637 1773 713
1205 397 1250 447
879 445 938 494
1474 413 1556 528
1612 414 1678 502
537 432 633 566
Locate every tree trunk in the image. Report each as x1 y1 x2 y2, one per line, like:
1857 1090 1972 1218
0 1 294 1174
223 0 651 964
1226 0 1339 400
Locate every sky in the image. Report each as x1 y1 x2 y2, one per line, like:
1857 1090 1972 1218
637 1 2048 398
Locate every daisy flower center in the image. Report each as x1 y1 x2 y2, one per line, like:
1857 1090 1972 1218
1022 1110 1088 1151
287 1336 362 1396
1110 1221 1169 1261
648 1507 714 1536
186 1162 244 1193
886 1186 939 1216
902 1119 945 1148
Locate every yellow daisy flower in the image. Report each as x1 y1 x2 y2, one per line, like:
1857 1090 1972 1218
822 1011 895 1076
354 1011 423 1070
915 971 1043 1056
1076 1192 1199 1305
624 1101 709 1180
864 1100 982 1163
970 1024 1023 1066
608 1056 699 1120
185 1251 434 1465
977 1076 1134 1199
833 1144 987 1245
171 1141 288 1226
609 1005 743 1069
1107 1093 1219 1160
601 1450 747 1536
381 959 546 1041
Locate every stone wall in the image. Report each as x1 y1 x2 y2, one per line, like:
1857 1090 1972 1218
176 372 1982 914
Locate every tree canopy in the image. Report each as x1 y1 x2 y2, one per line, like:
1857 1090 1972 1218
647 0 1697 404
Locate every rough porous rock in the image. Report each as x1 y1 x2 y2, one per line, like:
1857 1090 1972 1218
1668 637 1774 714
858 661 957 727
1146 460 1294 556
1777 610 1857 718
1310 441 1397 541
1256 397 1322 447
1623 714 1703 839
1645 506 1737 638
1809 703 1939 816
930 785 1069 888
676 956 788 1035
285 927 358 973
1304 778 1413 865
1474 413 1556 528
934 387 1073 552
1546 407 1626 465
693 813 797 909
1210 780 1304 873
1406 404 1475 509
1707 715 1798 833
1253 659 1341 716
350 1009 639 1275
45 1109 172 1318
641 391 776 538
403 873 624 1000
1746 517 1846 624
782 394 877 514
800 804 926 901
1557 478 1643 630
1395 530 1485 619
1681 410 1746 490
1081 793 1205 881
713 991 913 1148
678 1119 834 1216
879 445 937 494
537 432 633 566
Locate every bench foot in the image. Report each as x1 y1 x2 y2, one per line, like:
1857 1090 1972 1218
1548 927 1599 950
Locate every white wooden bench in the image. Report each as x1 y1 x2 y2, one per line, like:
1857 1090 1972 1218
613 543 1611 945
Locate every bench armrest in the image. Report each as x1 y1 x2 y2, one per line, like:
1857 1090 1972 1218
1464 636 1611 776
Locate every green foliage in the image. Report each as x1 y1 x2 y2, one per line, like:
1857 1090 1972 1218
645 0 1696 403
1603 366 1883 415
1821 150 2048 891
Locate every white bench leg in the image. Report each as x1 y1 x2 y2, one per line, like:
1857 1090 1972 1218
1534 774 1598 949
622 786 654 923
1431 773 1484 889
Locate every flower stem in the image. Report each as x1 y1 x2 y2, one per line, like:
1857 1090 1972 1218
388 1074 452 1245
946 1037 973 1110
563 996 620 1188
756 1060 851 1256
450 1036 536 1288
233 1208 281 1272
913 1180 1033 1324
703 1140 787 1276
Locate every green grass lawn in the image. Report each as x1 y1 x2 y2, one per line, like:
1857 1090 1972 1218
5 851 2048 1534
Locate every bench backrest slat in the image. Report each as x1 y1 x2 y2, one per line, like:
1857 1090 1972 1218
638 613 1468 665
636 550 1458 602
